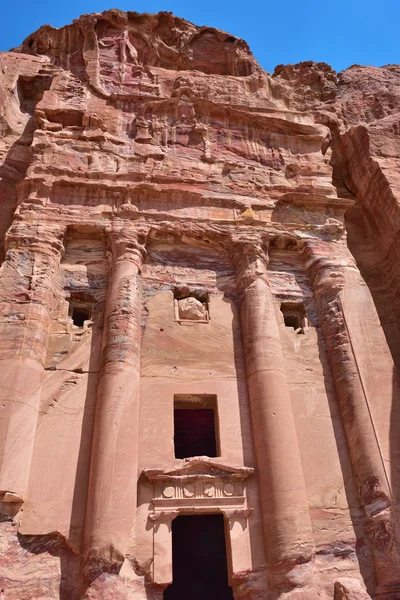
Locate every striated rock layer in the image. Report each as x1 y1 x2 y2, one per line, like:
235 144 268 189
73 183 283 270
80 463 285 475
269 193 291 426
0 9 400 600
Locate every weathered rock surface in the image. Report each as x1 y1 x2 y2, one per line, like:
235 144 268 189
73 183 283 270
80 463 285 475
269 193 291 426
0 8 400 600
334 578 372 600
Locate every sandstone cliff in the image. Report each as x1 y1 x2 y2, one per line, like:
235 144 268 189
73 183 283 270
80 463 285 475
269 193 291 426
0 9 400 600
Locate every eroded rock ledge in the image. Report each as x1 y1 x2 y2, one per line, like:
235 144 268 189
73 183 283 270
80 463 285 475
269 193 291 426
1 9 400 600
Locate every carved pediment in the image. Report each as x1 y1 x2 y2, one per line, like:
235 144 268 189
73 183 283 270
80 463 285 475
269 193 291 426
142 457 253 481
143 457 253 508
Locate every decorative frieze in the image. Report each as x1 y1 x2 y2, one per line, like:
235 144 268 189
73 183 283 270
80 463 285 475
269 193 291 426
143 457 253 515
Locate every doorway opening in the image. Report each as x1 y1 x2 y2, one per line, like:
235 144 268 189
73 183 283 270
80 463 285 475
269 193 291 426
164 514 233 600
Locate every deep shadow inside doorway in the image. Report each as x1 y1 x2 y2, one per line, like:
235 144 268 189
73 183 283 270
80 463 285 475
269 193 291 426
164 514 234 600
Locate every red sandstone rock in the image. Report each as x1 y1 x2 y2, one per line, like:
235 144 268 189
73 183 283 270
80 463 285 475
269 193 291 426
0 8 399 600
334 578 372 600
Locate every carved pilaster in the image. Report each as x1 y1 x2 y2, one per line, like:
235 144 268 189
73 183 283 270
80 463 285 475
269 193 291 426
229 233 322 594
0 222 65 503
84 225 148 581
302 239 400 596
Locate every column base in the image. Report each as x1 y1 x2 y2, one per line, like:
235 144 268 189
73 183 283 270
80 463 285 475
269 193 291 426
276 588 328 600
334 578 372 599
232 567 269 600
81 574 152 600
0 493 23 521
83 548 123 588
81 558 165 600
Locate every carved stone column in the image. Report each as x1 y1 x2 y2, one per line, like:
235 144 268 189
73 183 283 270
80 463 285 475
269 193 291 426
230 233 321 595
84 226 147 581
0 222 65 505
303 239 400 597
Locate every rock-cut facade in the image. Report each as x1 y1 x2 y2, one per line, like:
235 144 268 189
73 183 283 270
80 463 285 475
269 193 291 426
0 9 400 600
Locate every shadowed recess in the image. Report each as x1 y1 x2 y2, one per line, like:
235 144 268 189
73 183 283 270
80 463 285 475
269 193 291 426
164 514 234 600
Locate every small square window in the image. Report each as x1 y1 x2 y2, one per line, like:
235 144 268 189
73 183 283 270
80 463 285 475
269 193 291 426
70 306 90 327
283 314 300 330
68 292 93 328
280 302 307 334
174 395 219 459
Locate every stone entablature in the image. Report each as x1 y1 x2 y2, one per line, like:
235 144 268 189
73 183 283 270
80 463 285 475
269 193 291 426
144 458 253 513
143 458 254 584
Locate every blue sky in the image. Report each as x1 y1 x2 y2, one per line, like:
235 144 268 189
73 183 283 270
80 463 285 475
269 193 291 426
1 0 399 73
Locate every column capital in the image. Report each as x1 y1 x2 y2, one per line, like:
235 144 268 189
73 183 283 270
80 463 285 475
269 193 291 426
229 231 270 293
5 222 66 258
107 225 149 267
223 508 253 520
149 510 179 524
229 231 270 254
300 239 345 296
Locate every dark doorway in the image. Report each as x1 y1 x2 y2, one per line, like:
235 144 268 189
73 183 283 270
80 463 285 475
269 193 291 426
174 407 218 459
164 514 233 600
70 305 90 327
